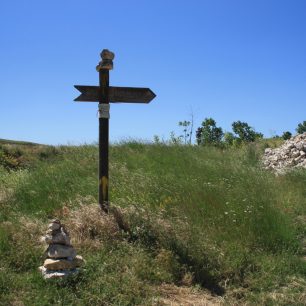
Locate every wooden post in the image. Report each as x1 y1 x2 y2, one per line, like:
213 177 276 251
96 50 114 213
74 49 155 213
98 69 109 212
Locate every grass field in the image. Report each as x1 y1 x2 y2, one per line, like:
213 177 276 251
0 140 305 305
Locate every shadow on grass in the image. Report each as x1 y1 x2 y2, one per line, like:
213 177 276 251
125 220 225 296
169 239 225 296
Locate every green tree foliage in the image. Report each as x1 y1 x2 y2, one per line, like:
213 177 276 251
232 121 263 142
223 132 236 146
282 131 292 140
296 121 306 134
196 118 223 145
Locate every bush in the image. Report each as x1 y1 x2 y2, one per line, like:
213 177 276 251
296 121 306 134
282 131 292 140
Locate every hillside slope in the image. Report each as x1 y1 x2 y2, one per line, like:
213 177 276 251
0 142 305 305
0 138 41 146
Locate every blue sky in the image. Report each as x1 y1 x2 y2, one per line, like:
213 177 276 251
0 0 305 145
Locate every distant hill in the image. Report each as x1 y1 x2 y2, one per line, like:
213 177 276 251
0 138 41 146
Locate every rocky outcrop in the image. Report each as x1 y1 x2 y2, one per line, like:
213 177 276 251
39 219 84 279
263 133 306 174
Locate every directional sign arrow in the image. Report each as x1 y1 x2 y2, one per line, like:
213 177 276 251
74 85 99 102
109 87 156 103
74 85 156 103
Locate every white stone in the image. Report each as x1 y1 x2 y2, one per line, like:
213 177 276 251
262 132 306 174
39 266 79 279
296 143 304 150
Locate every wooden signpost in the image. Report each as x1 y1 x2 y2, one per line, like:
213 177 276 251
74 49 156 213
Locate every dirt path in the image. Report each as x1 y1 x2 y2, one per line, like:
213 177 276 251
153 284 223 306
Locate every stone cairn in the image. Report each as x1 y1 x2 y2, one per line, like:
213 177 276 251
263 132 306 174
39 219 84 279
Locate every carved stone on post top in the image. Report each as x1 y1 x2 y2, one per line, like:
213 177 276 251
96 49 115 71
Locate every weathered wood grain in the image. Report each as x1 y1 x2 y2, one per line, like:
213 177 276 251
74 86 156 103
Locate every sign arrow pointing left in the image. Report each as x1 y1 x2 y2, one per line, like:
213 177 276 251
74 85 99 102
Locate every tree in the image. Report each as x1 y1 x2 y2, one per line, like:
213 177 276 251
196 118 223 145
296 121 306 134
282 131 292 140
232 121 263 142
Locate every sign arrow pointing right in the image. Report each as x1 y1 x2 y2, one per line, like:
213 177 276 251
74 85 156 104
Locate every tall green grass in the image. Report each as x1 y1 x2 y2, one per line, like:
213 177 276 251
0 142 305 305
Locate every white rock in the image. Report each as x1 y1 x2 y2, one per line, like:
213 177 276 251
296 143 304 150
262 132 306 174
39 266 79 279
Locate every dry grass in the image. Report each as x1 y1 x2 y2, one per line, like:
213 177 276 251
264 277 306 305
63 203 121 250
13 203 121 253
8 217 45 246
153 284 223 306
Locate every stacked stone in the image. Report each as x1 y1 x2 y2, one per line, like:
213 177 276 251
263 132 306 174
39 219 84 279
